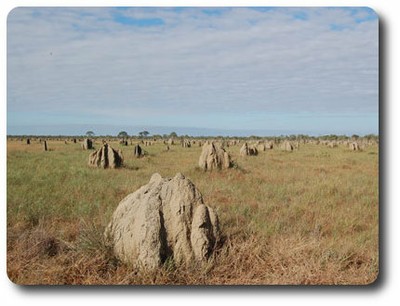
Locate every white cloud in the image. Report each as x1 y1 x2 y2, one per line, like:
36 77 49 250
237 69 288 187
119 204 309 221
7 7 378 132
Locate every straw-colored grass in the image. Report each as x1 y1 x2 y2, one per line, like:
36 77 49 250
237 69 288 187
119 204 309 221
7 138 378 285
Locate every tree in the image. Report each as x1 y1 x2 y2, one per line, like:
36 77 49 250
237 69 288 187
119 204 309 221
138 130 150 138
86 131 95 137
169 132 178 138
365 134 377 141
118 131 128 139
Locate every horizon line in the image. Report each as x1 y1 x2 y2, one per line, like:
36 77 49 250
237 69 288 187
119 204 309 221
6 133 379 138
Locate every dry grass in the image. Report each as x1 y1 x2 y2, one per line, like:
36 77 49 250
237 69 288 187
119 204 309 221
7 138 379 285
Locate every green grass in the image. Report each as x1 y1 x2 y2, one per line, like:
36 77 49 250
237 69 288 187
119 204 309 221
7 139 379 285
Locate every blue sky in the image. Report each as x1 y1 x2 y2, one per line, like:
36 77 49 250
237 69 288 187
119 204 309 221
7 7 378 136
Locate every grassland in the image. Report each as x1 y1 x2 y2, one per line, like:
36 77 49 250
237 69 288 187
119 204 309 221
6 138 379 285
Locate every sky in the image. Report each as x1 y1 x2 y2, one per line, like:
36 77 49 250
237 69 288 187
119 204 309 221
7 7 379 136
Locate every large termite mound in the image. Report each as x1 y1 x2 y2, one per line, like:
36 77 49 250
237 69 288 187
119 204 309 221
104 173 220 269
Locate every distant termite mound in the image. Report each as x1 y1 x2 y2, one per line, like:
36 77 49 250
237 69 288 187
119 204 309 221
182 139 191 148
82 138 93 150
198 141 232 170
239 142 258 156
134 144 144 158
281 141 293 152
88 143 123 169
350 142 360 151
